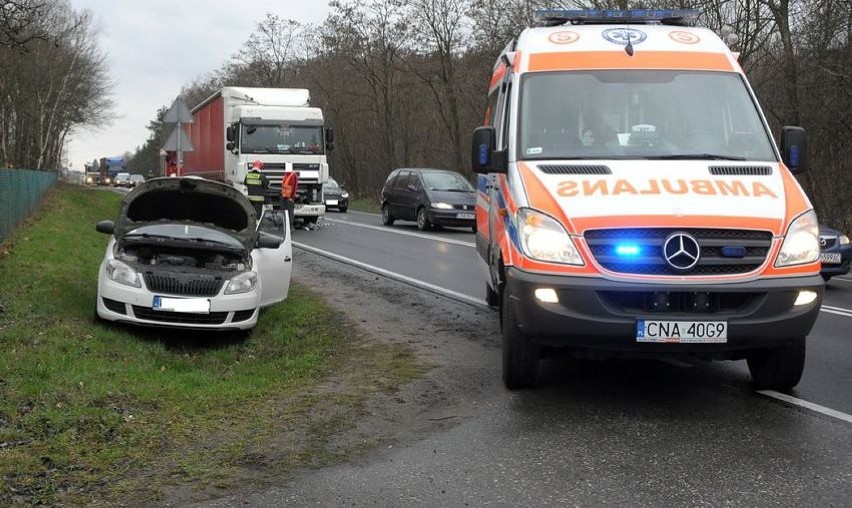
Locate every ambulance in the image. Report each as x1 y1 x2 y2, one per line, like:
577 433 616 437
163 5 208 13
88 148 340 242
471 10 823 390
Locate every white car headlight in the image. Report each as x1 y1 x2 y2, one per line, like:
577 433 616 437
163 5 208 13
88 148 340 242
341 191 349 198
431 202 453 210
106 259 141 288
516 208 583 265
775 210 820 267
840 234 850 246
225 271 258 295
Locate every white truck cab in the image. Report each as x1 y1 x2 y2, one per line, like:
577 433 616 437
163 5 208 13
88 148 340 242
471 10 822 391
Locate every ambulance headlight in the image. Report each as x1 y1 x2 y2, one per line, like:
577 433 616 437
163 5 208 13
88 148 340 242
516 208 583 266
775 210 820 267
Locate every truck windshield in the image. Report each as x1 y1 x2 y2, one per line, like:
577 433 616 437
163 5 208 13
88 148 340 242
518 70 776 162
241 124 324 155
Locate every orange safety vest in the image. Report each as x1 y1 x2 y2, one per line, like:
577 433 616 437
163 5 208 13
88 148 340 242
281 171 298 199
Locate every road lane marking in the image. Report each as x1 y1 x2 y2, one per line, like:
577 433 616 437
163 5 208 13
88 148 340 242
832 277 852 283
758 390 852 425
294 242 490 309
821 305 852 318
323 217 476 248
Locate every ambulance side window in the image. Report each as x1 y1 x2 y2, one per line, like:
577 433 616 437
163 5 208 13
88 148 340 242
485 91 499 127
499 82 513 150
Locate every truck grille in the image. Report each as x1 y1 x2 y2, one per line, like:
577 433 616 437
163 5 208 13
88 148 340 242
132 306 228 325
143 273 225 297
584 228 773 276
262 163 320 186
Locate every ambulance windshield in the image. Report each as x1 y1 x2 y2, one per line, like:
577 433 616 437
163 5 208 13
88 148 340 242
518 70 776 162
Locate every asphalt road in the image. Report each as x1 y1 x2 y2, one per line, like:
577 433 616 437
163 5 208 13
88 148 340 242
233 208 852 505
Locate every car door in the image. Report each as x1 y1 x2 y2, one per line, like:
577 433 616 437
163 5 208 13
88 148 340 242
252 212 293 307
392 170 412 219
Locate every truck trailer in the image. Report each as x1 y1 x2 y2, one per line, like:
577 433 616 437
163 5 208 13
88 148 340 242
183 87 332 223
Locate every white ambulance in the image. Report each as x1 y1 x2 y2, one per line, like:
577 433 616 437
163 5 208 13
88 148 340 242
472 10 822 390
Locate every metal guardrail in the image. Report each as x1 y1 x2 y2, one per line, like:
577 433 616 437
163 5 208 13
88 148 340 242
0 169 58 244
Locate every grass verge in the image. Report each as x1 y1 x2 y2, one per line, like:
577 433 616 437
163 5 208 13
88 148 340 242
347 197 381 214
0 185 422 504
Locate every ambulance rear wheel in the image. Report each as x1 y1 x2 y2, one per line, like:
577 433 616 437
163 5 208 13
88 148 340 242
747 337 806 391
502 288 540 390
381 204 395 226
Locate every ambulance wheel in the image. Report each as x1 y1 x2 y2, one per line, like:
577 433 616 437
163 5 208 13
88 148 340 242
502 288 539 390
381 204 395 226
747 337 806 391
416 207 432 231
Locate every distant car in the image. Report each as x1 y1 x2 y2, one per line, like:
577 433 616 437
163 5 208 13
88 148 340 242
381 168 476 232
94 177 293 331
324 178 349 212
129 174 146 187
113 173 131 187
819 224 851 281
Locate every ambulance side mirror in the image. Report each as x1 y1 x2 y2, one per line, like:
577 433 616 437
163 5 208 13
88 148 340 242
471 126 507 174
780 126 808 174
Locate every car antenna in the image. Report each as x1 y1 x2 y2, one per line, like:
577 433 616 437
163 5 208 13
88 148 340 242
625 18 635 56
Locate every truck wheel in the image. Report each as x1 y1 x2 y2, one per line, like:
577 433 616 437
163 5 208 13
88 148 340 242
502 288 539 389
305 217 319 225
485 282 498 307
747 337 806 391
381 204 395 226
417 207 432 231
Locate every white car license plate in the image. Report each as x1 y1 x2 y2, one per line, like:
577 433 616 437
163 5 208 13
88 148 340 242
457 213 475 220
820 252 842 264
326 199 338 206
636 320 727 343
153 296 210 314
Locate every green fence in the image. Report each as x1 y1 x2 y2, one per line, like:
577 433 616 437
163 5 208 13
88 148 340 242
0 169 58 244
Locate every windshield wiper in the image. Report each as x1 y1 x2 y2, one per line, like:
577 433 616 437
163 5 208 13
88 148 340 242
123 233 178 241
652 154 746 161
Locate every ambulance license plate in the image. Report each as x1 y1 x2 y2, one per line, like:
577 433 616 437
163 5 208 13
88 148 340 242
820 252 842 264
153 296 210 314
457 213 475 220
636 320 727 343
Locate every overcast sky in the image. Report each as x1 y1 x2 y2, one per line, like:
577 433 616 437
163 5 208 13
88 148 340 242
66 0 330 170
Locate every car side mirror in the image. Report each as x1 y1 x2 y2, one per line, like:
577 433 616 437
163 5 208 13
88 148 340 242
96 220 114 235
256 233 282 249
407 184 417 192
780 126 808 174
471 126 507 174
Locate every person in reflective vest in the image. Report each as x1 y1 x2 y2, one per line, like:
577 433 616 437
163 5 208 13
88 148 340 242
280 169 298 228
244 160 269 219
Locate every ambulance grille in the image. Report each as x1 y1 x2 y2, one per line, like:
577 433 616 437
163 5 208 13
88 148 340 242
584 228 773 276
708 166 773 176
538 164 611 175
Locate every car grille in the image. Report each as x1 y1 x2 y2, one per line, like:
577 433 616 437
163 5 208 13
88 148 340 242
453 204 475 211
584 228 773 276
820 236 837 249
132 306 229 325
143 273 225 297
598 291 762 314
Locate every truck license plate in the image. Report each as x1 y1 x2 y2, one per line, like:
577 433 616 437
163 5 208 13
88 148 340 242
636 320 727 343
457 213 475 220
820 252 842 264
153 296 210 314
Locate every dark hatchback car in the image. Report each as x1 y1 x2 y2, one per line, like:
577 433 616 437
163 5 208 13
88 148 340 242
819 224 851 281
324 177 349 212
381 168 476 232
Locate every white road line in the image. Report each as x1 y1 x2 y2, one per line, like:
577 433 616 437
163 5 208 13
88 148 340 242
821 307 852 318
758 390 852 425
832 277 852 283
323 217 476 248
294 242 489 309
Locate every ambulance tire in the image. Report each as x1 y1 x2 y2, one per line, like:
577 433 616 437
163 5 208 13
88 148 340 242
381 204 395 226
502 289 540 389
416 207 432 231
746 337 806 391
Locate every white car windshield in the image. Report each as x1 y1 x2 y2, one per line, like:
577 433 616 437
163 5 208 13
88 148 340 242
126 224 243 248
519 70 776 161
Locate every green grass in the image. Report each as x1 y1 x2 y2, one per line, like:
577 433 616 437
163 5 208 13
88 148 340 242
0 185 422 504
347 196 381 214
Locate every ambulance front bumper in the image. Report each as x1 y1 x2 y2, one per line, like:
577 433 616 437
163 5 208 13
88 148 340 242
505 267 823 358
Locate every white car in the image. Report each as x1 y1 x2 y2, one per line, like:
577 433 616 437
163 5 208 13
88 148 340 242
95 177 292 330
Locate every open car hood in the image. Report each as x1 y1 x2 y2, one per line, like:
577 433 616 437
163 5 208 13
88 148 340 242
114 177 257 251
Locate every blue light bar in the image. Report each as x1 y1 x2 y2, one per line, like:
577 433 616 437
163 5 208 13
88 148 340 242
615 244 641 256
533 9 699 27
